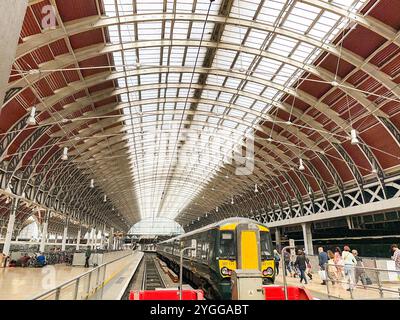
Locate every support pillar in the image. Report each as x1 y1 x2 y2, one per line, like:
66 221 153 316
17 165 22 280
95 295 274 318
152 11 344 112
61 217 69 251
87 227 93 249
76 227 81 251
3 198 19 256
90 227 96 249
100 225 106 249
39 210 50 253
93 227 97 250
301 223 314 255
0 0 28 109
109 227 114 250
275 228 281 249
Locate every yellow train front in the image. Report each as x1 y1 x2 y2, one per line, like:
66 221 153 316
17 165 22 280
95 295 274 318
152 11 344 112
157 217 275 300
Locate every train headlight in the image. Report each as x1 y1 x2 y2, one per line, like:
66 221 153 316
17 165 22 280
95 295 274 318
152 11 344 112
221 267 230 276
263 267 274 276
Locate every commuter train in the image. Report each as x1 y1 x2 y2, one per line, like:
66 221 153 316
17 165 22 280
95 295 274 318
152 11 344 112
157 217 275 300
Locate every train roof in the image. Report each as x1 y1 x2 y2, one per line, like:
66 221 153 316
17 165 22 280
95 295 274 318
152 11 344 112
158 217 268 245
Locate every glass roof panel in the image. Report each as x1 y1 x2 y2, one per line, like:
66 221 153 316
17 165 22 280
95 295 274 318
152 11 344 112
102 0 369 222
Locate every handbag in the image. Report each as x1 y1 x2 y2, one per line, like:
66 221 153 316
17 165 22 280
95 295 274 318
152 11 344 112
318 270 326 281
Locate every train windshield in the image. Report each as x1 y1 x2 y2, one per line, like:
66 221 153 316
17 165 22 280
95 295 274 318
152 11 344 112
260 231 273 259
218 231 235 259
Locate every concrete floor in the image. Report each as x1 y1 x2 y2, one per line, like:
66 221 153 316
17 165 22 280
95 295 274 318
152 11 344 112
0 251 140 300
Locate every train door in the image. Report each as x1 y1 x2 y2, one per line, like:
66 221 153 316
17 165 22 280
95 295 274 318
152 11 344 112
236 223 261 270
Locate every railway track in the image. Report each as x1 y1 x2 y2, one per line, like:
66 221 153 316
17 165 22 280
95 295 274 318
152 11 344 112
141 254 166 290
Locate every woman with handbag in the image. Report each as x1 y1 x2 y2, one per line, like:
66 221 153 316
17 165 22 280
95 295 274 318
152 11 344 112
327 250 338 285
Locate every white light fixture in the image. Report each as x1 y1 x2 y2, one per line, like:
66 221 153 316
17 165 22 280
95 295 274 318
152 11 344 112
299 158 305 171
350 128 360 145
267 137 273 142
90 179 94 188
103 195 107 202
216 206 219 212
331 80 339 86
254 184 258 193
308 186 312 195
231 196 234 204
61 147 68 161
5 197 11 204
371 164 377 174
27 106 37 126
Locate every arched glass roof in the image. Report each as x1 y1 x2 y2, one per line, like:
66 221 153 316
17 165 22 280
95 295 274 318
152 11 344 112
100 0 367 220
2 0 400 235
129 217 184 235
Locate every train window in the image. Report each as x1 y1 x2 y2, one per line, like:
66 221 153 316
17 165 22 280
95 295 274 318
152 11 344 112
260 231 273 259
218 231 235 259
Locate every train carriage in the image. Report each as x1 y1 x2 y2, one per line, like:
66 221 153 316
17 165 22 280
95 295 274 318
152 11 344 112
157 217 275 300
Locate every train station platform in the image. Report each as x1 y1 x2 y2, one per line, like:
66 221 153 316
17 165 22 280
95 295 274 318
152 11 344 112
274 271 400 300
0 250 143 300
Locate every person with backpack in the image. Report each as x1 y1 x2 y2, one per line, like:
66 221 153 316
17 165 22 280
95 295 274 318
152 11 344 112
352 249 369 289
318 247 328 285
273 249 280 276
294 249 309 284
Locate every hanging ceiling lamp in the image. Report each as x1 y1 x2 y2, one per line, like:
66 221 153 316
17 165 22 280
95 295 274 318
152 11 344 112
231 196 234 204
61 147 68 161
350 128 360 145
103 195 107 202
90 179 94 188
254 184 258 193
299 158 305 171
27 106 37 126
216 206 219 212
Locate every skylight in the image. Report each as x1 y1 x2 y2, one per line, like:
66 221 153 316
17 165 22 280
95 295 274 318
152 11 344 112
103 0 367 221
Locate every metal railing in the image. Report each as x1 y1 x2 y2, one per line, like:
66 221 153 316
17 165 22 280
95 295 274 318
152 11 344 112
322 263 400 300
31 251 132 300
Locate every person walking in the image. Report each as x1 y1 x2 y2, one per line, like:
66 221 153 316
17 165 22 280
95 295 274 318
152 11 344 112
334 247 344 281
342 245 357 291
84 247 92 268
326 250 338 285
273 249 280 276
283 249 292 276
391 244 400 280
352 249 367 289
318 247 328 285
294 250 309 284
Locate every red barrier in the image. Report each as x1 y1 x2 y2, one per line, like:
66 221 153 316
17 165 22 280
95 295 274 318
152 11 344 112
129 289 204 300
262 285 313 300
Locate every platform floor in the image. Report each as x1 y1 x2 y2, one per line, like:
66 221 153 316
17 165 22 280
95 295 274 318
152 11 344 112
0 264 89 300
0 251 139 300
91 251 143 300
274 270 400 300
